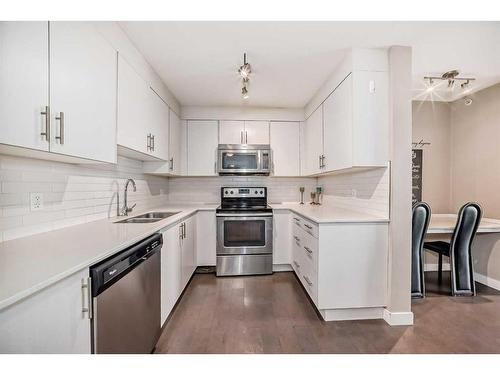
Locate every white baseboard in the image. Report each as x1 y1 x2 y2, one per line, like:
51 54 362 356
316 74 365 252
424 263 450 272
383 309 414 326
474 272 500 291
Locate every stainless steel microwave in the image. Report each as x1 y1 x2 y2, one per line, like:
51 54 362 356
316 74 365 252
217 144 271 175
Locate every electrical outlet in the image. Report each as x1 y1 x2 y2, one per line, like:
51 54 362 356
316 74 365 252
30 192 44 211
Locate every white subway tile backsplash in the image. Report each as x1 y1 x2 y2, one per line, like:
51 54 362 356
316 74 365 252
0 154 169 242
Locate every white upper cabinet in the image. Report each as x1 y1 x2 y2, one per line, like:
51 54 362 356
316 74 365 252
322 74 353 172
351 71 389 166
187 120 219 176
0 22 49 152
270 122 300 176
219 120 243 144
219 120 269 144
303 107 323 176
169 110 183 174
117 55 148 155
148 88 169 161
244 121 269 144
49 22 117 163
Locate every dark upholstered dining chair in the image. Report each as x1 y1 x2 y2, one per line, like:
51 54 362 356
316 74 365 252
412 202 431 298
424 202 482 296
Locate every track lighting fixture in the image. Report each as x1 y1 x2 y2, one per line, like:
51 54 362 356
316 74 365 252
424 70 475 91
238 53 251 99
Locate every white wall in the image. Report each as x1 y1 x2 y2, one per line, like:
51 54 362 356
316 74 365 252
0 155 169 242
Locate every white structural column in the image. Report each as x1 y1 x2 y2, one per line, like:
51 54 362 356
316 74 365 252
384 46 414 326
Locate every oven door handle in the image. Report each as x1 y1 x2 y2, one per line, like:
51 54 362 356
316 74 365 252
216 213 273 217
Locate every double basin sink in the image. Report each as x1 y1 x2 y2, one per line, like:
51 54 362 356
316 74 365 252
115 211 180 224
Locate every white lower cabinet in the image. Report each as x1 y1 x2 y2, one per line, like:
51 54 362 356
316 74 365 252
272 210 291 265
289 211 388 321
0 269 91 353
196 211 216 266
160 215 197 326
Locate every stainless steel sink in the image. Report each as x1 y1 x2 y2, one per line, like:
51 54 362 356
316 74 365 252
115 211 180 224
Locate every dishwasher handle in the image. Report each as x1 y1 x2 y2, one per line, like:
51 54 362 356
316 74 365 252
90 233 162 296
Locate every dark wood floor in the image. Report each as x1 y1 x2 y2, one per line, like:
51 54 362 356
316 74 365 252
154 271 500 354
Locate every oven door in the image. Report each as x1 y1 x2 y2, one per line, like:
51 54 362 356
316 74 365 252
216 214 273 255
218 149 261 174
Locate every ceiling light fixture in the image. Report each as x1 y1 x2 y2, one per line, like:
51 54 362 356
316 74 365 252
238 53 251 100
424 70 475 91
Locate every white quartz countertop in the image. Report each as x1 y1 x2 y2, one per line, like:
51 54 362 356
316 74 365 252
270 203 390 224
0 204 217 311
427 214 500 234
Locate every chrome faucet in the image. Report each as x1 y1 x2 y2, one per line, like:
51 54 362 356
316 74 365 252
120 179 137 216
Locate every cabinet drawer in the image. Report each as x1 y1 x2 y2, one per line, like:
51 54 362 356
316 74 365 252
299 257 318 303
291 214 318 238
291 225 303 275
301 232 318 272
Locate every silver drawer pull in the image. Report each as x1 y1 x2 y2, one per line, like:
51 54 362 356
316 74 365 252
55 112 64 144
40 106 50 141
293 235 300 241
303 275 313 286
304 224 313 230
293 217 300 221
293 260 300 268
81 278 92 319
304 246 313 254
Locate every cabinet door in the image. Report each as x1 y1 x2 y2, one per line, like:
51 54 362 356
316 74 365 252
181 216 196 290
323 74 353 172
273 211 291 264
187 120 219 176
219 120 243 144
244 121 269 144
148 89 169 161
49 22 117 163
196 211 216 266
303 106 323 175
117 55 150 156
0 22 49 151
169 109 183 174
270 122 300 176
0 269 91 353
351 71 389 166
160 226 182 325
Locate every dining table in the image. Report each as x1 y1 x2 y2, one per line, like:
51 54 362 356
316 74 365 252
427 214 500 234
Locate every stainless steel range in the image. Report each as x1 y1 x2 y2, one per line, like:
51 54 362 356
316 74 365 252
216 187 273 276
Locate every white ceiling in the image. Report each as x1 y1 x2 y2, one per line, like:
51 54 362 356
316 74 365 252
120 21 500 107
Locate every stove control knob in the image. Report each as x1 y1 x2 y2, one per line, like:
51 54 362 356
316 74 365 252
260 191 263 194
230 191 234 194
254 190 258 194
225 191 228 195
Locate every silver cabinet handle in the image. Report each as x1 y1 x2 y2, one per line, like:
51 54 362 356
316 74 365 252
169 157 174 171
183 222 186 239
240 130 243 144
40 106 50 141
81 277 92 319
321 155 326 168
179 223 183 239
245 130 248 144
151 135 155 151
55 112 64 144
293 260 300 268
303 275 313 286
304 224 313 230
293 217 300 222
147 134 151 151
214 161 217 174
293 235 300 241
304 246 313 254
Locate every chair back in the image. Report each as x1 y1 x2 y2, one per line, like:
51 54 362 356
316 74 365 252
450 202 482 295
411 202 431 298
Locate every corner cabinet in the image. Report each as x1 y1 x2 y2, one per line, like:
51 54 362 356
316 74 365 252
187 120 219 176
0 21 117 164
0 269 91 353
270 122 300 176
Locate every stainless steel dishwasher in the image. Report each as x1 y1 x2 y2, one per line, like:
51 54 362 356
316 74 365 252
90 233 162 354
